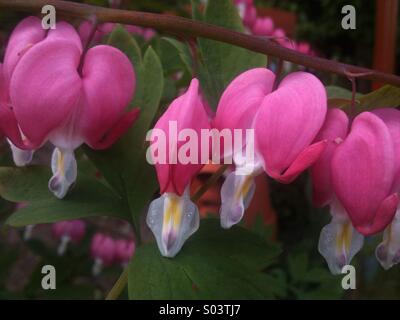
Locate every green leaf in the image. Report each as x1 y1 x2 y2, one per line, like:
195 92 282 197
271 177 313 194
357 85 400 109
0 166 51 202
326 85 362 108
0 142 14 167
107 25 142 70
327 85 400 112
159 37 193 75
326 85 355 99
191 0 203 22
161 76 178 103
84 45 164 229
287 253 309 283
242 212 275 241
0 166 128 227
129 219 282 299
194 0 267 109
285 251 343 299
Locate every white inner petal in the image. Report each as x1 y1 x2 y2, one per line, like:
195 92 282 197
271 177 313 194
220 170 256 229
48 147 77 199
147 187 199 258
318 211 364 275
7 139 34 167
376 209 400 270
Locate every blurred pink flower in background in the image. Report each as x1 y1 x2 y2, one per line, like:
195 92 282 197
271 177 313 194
234 0 257 29
252 17 274 36
114 239 135 267
91 233 116 275
52 220 86 256
233 0 316 56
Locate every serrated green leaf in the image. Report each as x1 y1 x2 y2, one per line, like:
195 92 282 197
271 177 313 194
129 219 282 299
0 166 128 227
194 0 267 109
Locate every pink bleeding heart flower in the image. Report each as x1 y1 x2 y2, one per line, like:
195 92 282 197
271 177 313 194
91 233 116 275
213 68 275 160
271 28 289 47
311 108 364 274
5 17 139 199
52 220 86 256
254 71 327 184
213 68 275 228
296 41 313 56
242 6 257 29
151 79 210 196
114 239 135 266
0 17 46 164
146 79 210 257
331 112 398 236
372 108 400 269
1 62 33 166
311 108 350 208
252 17 275 36
234 0 257 28
373 108 400 193
1 62 31 166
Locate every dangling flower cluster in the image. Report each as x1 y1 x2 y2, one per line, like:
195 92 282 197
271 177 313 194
147 69 327 257
213 68 400 273
21 218 134 274
91 233 135 275
234 0 316 55
0 17 139 199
